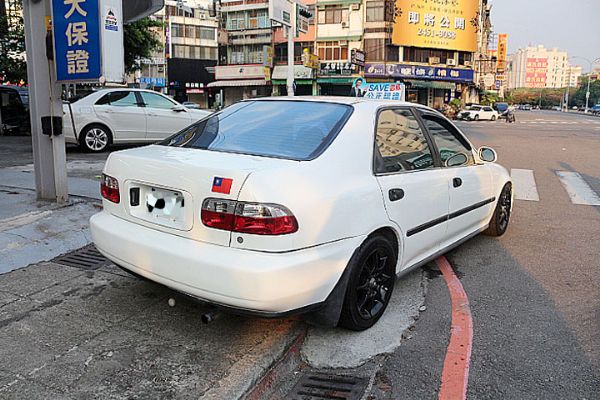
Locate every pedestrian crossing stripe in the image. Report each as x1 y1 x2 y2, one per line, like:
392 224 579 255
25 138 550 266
556 172 600 206
510 169 600 206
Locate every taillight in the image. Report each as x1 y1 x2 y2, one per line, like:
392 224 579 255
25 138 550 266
201 198 298 235
100 174 120 203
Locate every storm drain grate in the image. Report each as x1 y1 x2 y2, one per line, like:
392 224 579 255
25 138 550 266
53 244 110 270
287 372 369 400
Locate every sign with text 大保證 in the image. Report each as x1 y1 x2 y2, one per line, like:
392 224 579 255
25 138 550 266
52 0 102 81
318 62 355 76
52 0 124 83
392 0 478 52
365 63 474 82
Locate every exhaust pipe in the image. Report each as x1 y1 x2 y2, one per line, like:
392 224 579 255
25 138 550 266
201 311 219 324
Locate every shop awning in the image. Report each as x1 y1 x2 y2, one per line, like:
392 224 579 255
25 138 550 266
207 79 268 88
404 80 456 90
317 77 356 84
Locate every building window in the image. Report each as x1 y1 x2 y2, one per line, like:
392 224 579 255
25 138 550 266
318 6 347 24
166 5 194 18
227 12 246 30
404 47 457 64
308 4 316 25
248 9 269 29
317 41 348 61
171 23 183 38
185 25 195 38
197 27 216 40
275 42 315 63
366 1 385 22
365 39 385 61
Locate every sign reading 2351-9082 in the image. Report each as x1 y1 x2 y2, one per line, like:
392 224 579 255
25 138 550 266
52 0 101 82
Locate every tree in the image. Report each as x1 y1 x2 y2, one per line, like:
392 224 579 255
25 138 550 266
571 77 600 107
123 18 163 75
0 6 27 84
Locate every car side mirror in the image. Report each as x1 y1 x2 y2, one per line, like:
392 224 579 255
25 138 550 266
445 152 468 167
479 147 497 163
172 105 186 112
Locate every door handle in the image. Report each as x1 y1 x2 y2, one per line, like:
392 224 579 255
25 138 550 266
389 188 404 202
453 177 462 188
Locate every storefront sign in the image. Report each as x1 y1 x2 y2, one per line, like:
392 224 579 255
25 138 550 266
318 62 355 76
272 65 314 80
263 46 274 68
52 0 124 82
497 33 508 72
139 77 166 87
52 0 102 81
351 49 365 67
215 65 264 80
186 88 204 94
392 0 478 52
365 63 474 82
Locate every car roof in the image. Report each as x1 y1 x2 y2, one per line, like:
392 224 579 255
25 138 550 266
249 96 433 112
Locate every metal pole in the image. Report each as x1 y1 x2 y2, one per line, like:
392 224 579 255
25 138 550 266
23 0 69 203
585 71 591 113
286 25 294 96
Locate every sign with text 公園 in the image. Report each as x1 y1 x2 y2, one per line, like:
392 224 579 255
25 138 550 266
52 0 102 81
353 79 406 101
392 0 478 52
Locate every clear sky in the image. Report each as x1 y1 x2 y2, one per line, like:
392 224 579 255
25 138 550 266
489 0 600 71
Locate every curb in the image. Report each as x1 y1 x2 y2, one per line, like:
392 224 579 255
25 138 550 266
199 321 306 400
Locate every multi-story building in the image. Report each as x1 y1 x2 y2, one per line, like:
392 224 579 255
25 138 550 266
507 45 576 89
566 65 582 87
139 0 219 107
209 0 273 105
313 0 365 96
270 0 317 96
363 0 487 107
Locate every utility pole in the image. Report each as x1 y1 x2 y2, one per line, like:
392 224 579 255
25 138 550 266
286 2 296 96
23 0 69 203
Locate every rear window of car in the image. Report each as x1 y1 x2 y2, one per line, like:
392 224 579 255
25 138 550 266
160 100 353 161
470 106 482 111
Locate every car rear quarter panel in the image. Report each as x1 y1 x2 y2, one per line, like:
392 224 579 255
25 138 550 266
232 104 395 253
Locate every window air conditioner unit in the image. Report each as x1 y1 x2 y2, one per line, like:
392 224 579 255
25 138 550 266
464 60 473 67
339 40 348 46
351 4 360 10
341 21 348 28
428 57 440 65
446 58 457 66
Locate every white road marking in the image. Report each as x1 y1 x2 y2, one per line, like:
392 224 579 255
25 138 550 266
0 210 53 232
556 171 600 206
511 169 540 201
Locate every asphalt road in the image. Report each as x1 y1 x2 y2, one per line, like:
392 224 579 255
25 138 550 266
1 110 599 398
374 110 600 399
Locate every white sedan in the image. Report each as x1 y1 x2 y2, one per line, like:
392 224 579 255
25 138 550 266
63 88 211 152
90 97 513 330
458 105 499 121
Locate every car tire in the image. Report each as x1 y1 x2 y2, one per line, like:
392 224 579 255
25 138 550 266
338 235 397 331
491 115 496 121
474 115 479 121
80 124 112 152
484 183 512 237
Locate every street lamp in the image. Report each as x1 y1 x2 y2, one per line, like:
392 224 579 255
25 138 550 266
571 56 600 113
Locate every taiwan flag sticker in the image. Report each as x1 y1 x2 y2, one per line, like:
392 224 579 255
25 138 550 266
212 177 233 194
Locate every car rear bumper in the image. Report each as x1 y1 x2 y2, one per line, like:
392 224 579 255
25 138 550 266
90 211 364 314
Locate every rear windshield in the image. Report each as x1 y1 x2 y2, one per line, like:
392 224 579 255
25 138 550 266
160 100 353 161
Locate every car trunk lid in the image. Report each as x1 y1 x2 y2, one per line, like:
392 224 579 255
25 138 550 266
102 145 295 247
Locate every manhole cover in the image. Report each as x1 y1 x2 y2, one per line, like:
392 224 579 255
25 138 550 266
288 372 369 400
53 244 110 270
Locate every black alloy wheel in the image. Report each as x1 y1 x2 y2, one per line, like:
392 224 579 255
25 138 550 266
339 236 396 331
484 183 512 237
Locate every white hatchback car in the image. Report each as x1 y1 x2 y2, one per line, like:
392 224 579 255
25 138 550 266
459 105 499 121
90 97 513 330
63 88 211 152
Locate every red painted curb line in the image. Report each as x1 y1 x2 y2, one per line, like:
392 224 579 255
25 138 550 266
437 256 473 400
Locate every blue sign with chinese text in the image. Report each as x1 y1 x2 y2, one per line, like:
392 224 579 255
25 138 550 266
140 77 166 87
52 0 102 81
365 63 474 83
